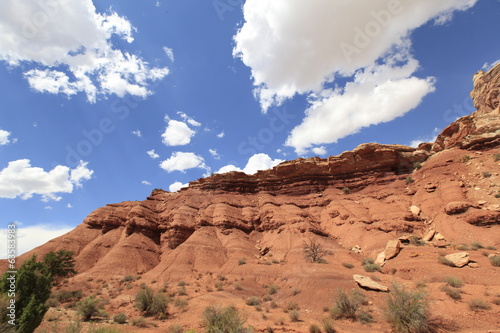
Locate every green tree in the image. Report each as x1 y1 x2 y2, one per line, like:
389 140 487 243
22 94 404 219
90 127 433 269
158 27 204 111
43 250 77 279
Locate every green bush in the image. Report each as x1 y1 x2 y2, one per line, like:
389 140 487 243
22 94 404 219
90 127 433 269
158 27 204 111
363 263 381 273
203 305 252 333
469 299 491 311
405 177 414 185
113 312 127 324
342 262 354 269
413 162 422 170
331 289 371 323
342 187 351 194
489 255 500 267
384 284 429 333
443 276 463 288
135 286 169 318
76 295 106 321
268 285 279 295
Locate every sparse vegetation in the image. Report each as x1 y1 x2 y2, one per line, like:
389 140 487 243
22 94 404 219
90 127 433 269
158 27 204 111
409 235 425 246
495 190 500 198
441 286 462 300
291 288 301 296
438 255 455 267
470 241 484 250
362 258 381 273
461 155 471 163
413 162 422 170
342 262 354 269
331 288 371 323
238 259 247 265
131 317 149 328
268 285 279 295
322 318 336 333
203 305 252 333
384 284 430 333
494 153 500 162
443 276 463 288
469 299 491 311
76 295 106 321
289 310 301 322
135 286 169 318
303 238 329 263
482 171 492 178
113 312 127 324
456 243 469 251
406 176 414 185
246 296 261 306
490 255 500 267
309 324 321 333
342 187 351 194
167 324 185 333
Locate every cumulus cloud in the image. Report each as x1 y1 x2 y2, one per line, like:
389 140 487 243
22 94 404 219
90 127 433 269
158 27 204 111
169 181 189 192
285 57 436 154
0 223 74 259
217 131 225 139
146 149 160 159
311 146 328 156
177 111 201 127
0 129 12 145
160 152 207 173
233 0 477 152
217 153 283 175
132 130 142 138
162 120 196 146
0 159 93 201
0 0 168 102
142 180 152 185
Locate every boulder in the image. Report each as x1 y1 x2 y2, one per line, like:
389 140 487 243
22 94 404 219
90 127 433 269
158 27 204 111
353 274 389 292
410 205 421 216
374 252 386 266
384 239 402 260
444 252 470 267
422 228 436 242
445 202 471 215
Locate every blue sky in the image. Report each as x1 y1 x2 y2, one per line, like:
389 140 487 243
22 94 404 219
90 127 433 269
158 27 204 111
0 0 499 257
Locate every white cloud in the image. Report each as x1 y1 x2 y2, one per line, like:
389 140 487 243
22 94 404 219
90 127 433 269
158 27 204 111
177 111 201 127
160 152 207 173
217 131 225 139
0 159 93 201
0 223 74 259
163 46 174 62
311 146 327 156
146 149 160 159
67 203 72 208
285 57 436 154
132 130 142 138
233 0 477 152
0 0 168 102
217 153 283 175
142 180 152 185
44 206 53 210
162 120 196 146
409 127 440 147
209 149 221 159
0 129 12 145
169 181 189 192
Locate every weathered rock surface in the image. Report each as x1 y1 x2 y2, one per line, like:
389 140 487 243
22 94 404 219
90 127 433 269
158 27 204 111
353 274 389 292
444 202 472 215
444 252 470 268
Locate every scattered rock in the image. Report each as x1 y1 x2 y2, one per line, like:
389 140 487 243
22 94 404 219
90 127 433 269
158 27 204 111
422 228 436 242
374 252 386 266
445 201 471 215
384 240 402 260
425 183 438 193
466 210 500 226
351 245 362 254
444 252 470 267
410 205 421 216
477 200 487 205
468 262 480 268
434 232 446 241
353 274 389 292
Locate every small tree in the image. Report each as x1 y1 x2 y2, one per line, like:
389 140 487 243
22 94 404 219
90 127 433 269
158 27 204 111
43 250 77 280
76 295 106 321
303 238 328 263
384 284 430 333
203 305 252 333
135 286 169 318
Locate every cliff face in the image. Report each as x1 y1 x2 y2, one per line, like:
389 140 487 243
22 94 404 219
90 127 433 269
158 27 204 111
5 64 500 332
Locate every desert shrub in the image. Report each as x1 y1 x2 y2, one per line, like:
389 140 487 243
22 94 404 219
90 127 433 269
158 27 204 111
113 312 127 324
470 242 484 250
76 295 106 321
178 286 188 295
309 324 321 333
406 177 414 185
413 162 422 170
303 238 328 263
174 298 188 311
322 318 336 333
486 245 497 250
443 276 463 288
203 305 252 333
167 324 184 333
331 289 370 322
268 285 279 295
409 236 425 246
469 299 491 311
215 282 224 291
495 190 500 199
489 255 500 267
384 284 429 333
135 286 169 318
341 187 351 194
246 296 261 306
342 262 354 269
482 171 492 178
178 281 188 286
456 243 469 251
494 153 500 162
287 302 299 311
460 155 471 163
492 298 500 306
289 310 301 322
238 259 246 265
54 290 83 303
363 263 381 273
64 318 82 333
130 317 149 327
441 286 462 300
121 275 136 282
291 288 301 296
87 327 122 333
